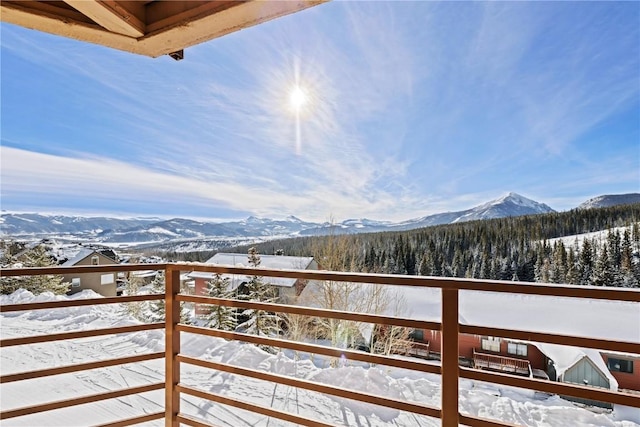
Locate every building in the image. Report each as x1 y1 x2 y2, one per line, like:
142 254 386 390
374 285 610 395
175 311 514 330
398 287 640 398
62 249 119 297
189 253 318 315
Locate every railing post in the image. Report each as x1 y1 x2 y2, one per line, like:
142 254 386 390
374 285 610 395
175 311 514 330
165 266 181 427
441 288 459 427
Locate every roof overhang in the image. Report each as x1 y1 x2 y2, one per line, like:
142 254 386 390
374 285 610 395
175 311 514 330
1 1 326 58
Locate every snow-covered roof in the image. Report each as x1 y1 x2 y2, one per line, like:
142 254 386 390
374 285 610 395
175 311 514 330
131 270 158 278
205 253 314 270
62 248 97 266
188 253 316 289
531 343 618 391
401 288 639 344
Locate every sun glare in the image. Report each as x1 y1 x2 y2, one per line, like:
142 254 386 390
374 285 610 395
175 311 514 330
289 86 308 110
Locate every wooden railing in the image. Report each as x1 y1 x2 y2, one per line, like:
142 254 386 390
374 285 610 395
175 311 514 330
406 341 430 358
1 263 639 427
473 350 531 376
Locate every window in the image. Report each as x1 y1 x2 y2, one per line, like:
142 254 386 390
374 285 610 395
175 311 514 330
507 342 528 357
91 256 99 265
481 336 501 352
101 274 114 285
71 278 81 288
409 329 424 341
608 358 634 373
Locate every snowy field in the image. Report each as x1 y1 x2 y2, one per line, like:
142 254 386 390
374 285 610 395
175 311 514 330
1 289 639 427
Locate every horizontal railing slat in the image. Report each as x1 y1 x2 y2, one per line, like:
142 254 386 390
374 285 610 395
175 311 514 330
0 294 164 313
178 384 336 427
459 414 518 427
0 323 164 347
178 324 442 375
176 413 219 427
460 367 640 407
461 324 640 354
93 411 165 427
179 294 441 331
168 263 640 302
178 354 442 420
1 263 168 277
1 352 165 383
0 382 164 420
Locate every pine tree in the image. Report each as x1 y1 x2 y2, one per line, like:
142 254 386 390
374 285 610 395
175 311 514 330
620 230 638 287
148 272 167 322
1 245 69 295
566 249 580 285
237 248 281 348
147 272 190 323
593 244 614 287
578 239 594 285
204 273 236 331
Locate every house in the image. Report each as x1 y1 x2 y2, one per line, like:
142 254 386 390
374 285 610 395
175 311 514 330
62 249 119 297
600 351 640 392
396 287 640 399
189 253 318 315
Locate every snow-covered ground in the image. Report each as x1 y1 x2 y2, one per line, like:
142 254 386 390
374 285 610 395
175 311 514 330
545 226 635 253
1 290 639 427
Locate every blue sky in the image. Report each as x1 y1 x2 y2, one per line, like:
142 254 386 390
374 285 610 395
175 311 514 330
1 1 639 222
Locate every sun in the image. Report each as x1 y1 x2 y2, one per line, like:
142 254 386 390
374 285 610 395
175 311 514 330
289 85 308 111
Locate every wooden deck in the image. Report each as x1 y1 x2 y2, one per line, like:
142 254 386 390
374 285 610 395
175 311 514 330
407 341 430 359
473 349 531 376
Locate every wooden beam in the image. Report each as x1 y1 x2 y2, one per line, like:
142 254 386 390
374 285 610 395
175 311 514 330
0 1 142 54
63 0 145 37
1 1 327 58
138 0 327 57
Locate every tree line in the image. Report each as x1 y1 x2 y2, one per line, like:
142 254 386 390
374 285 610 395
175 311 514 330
226 204 640 288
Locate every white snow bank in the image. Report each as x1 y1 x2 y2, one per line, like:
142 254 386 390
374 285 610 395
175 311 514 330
1 290 639 426
399 287 639 344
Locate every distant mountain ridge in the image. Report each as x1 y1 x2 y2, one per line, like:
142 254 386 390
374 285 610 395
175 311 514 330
1 192 636 244
577 193 640 210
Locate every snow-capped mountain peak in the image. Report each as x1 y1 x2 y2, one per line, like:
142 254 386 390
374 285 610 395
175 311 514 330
453 192 555 223
3 192 637 246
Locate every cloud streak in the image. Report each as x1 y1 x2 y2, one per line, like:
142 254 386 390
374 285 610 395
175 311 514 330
1 2 638 221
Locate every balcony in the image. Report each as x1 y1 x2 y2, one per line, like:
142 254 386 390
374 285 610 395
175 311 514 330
473 350 531 377
1 263 639 426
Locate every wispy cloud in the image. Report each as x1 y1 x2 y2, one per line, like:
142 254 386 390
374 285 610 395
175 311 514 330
1 1 638 221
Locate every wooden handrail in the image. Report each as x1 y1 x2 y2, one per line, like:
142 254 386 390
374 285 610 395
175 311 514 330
178 384 335 427
0 382 164 420
0 293 163 313
93 411 165 427
0 323 164 347
0 352 164 383
0 263 638 427
178 324 442 375
179 294 442 331
167 263 640 301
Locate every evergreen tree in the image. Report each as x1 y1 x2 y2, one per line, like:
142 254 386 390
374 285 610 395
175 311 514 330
593 244 614 287
1 245 68 295
148 272 167 322
237 248 281 348
204 273 236 330
578 239 594 285
565 249 580 285
147 272 190 323
620 230 638 287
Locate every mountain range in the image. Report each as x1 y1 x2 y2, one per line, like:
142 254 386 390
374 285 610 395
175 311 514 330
1 192 636 245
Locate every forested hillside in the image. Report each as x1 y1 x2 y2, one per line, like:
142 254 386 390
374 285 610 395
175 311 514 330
163 204 640 288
